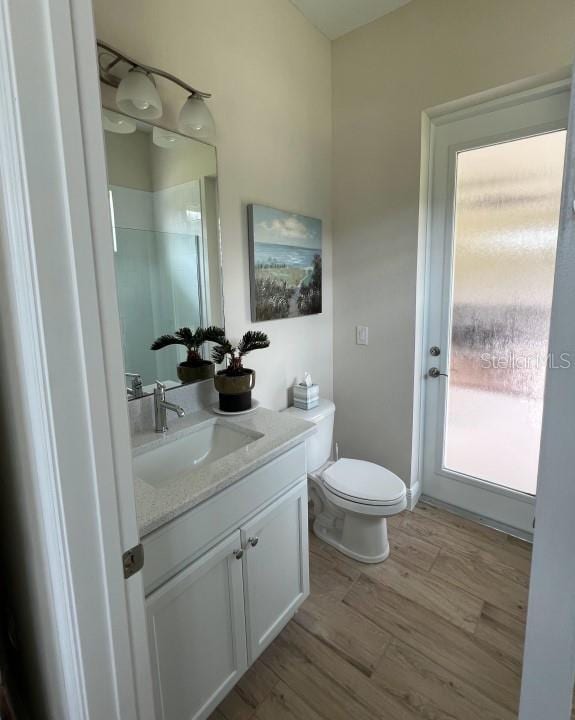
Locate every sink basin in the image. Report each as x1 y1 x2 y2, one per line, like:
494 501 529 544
134 419 263 488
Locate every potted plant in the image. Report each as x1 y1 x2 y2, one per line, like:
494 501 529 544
212 330 270 412
151 326 226 383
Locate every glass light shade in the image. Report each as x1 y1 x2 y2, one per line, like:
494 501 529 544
152 125 184 149
102 109 136 134
178 94 215 141
116 69 162 120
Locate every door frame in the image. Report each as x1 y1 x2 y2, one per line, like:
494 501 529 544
413 68 575 718
412 73 571 533
519 60 575 720
0 0 153 717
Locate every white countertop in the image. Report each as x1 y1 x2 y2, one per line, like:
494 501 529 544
133 406 315 537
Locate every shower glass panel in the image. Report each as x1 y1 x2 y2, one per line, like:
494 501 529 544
114 227 202 387
444 130 566 495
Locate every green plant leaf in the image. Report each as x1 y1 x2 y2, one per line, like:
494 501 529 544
203 326 227 344
174 327 204 349
212 338 234 365
238 330 270 356
150 334 185 351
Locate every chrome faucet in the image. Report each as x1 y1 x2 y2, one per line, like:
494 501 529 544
125 372 143 399
154 381 185 433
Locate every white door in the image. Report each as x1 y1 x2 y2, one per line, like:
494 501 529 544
0 0 158 717
146 531 248 720
421 83 570 533
241 481 309 662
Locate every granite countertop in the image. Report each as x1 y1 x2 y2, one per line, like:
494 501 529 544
133 406 315 537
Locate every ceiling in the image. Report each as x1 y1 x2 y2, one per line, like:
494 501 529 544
289 0 413 40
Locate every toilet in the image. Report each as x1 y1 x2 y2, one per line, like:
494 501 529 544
284 399 407 563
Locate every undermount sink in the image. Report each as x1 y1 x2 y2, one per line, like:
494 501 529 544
134 419 263 488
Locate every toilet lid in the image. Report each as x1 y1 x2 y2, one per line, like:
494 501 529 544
323 458 406 506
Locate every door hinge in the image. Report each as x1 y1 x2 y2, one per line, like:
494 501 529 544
123 543 144 579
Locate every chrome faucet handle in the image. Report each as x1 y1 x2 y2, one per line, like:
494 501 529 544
125 372 143 398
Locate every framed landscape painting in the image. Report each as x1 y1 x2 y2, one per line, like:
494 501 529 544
248 204 322 321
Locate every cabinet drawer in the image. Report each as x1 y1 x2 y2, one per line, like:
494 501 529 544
142 442 306 594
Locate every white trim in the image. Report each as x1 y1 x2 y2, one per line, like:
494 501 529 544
0 4 87 715
409 111 431 503
69 0 156 714
519 62 575 720
413 76 570 533
406 479 422 511
437 467 536 505
427 69 571 122
0 0 153 717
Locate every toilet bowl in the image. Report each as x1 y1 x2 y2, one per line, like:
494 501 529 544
283 400 407 563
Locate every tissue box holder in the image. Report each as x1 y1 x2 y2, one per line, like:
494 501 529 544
293 383 319 410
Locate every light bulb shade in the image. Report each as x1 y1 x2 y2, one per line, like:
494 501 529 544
178 94 215 141
102 109 136 134
116 69 162 120
152 126 184 149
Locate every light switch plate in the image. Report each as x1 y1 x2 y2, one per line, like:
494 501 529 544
356 325 368 345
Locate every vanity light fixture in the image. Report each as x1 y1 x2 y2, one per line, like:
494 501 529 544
116 68 163 120
178 92 216 141
152 126 184 149
97 40 215 141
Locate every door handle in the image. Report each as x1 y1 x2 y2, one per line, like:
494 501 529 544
429 367 448 378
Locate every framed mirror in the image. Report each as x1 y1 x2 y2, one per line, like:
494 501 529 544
103 109 224 399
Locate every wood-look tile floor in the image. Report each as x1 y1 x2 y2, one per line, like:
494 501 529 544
210 503 534 720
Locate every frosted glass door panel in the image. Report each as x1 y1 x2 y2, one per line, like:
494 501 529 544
444 131 566 495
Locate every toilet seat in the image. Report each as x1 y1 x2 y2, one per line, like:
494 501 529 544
322 458 406 507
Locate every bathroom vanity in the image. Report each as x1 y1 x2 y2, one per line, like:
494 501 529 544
104 102 314 719
133 407 314 720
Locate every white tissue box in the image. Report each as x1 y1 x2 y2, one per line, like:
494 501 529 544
293 383 319 410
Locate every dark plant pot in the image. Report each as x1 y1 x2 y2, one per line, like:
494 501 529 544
177 360 215 384
214 369 256 412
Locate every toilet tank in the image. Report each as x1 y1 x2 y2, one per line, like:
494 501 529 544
283 399 335 472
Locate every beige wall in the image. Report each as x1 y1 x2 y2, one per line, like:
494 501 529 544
150 139 217 190
94 0 333 408
332 0 574 484
105 129 152 190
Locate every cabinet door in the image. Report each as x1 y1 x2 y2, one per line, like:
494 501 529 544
241 480 309 662
146 530 247 720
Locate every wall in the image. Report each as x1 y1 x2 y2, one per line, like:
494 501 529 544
150 138 217 189
94 0 333 409
332 0 575 485
105 129 152 190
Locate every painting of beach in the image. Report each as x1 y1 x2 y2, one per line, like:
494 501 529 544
248 204 322 321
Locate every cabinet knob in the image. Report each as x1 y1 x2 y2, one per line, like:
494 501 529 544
233 549 244 560
248 536 259 548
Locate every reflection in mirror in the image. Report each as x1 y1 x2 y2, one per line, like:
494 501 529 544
103 110 224 398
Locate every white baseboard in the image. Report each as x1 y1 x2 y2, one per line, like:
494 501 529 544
406 480 422 510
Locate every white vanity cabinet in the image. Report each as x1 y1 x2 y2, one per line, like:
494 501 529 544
146 531 248 720
241 482 309 662
142 443 309 720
